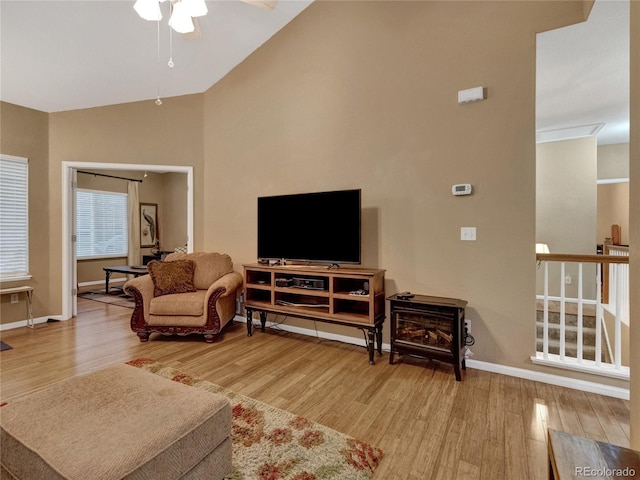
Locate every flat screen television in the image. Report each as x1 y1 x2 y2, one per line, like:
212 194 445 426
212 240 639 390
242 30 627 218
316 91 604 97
257 189 361 265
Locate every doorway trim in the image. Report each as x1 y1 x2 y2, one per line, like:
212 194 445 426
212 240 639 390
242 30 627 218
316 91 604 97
61 161 194 320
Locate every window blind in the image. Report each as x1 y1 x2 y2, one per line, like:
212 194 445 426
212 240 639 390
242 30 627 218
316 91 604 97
0 155 29 280
76 189 128 259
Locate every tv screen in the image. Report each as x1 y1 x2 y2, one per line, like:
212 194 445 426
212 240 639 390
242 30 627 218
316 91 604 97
258 189 361 265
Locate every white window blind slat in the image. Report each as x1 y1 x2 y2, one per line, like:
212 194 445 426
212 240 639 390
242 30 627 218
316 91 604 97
0 155 29 279
76 189 128 259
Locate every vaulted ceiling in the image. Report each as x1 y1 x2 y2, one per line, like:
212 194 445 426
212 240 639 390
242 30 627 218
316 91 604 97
0 0 629 145
0 0 312 111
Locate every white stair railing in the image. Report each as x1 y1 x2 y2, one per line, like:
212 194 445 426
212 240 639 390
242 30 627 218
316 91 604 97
533 252 629 380
605 245 630 327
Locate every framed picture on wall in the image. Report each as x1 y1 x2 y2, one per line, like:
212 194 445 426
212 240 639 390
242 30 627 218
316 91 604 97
140 203 158 248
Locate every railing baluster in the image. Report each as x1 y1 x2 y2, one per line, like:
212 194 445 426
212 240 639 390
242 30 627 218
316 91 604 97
595 263 602 367
624 263 629 323
609 262 616 311
543 261 549 360
560 262 566 360
577 263 583 363
615 263 622 369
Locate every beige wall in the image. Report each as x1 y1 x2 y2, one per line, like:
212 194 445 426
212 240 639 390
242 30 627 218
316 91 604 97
202 0 602 375
598 182 630 246
0 103 50 325
597 143 630 246
537 137 598 256
598 143 630 180
536 137 598 297
134 171 188 257
159 172 188 251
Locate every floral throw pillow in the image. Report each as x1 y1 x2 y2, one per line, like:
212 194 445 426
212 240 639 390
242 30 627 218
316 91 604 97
147 259 197 297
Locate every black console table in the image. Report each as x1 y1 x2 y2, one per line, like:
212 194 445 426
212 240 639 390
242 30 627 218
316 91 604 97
102 265 148 293
388 294 467 381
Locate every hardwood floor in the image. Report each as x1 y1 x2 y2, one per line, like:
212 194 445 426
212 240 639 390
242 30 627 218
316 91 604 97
0 298 631 479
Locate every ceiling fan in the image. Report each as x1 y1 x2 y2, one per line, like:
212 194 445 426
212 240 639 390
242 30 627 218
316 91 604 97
134 0 278 39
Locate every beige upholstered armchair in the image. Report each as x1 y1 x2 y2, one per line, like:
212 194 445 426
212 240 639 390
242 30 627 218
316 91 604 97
123 252 243 343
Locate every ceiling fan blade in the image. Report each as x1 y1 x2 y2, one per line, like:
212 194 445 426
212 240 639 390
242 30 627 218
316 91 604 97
182 17 202 40
179 0 277 41
241 0 278 10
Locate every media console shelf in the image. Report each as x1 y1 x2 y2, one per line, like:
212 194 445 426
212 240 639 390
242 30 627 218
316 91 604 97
243 264 386 364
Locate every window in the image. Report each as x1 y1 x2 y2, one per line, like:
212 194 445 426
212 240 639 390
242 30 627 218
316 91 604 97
76 189 128 259
0 155 29 280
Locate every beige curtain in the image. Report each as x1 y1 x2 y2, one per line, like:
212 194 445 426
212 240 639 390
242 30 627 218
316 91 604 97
128 181 141 265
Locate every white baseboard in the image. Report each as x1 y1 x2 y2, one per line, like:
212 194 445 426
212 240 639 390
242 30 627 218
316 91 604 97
233 315 391 351
233 315 630 400
466 359 629 400
0 315 67 331
1 282 124 331
530 353 630 381
78 279 125 288
78 280 105 287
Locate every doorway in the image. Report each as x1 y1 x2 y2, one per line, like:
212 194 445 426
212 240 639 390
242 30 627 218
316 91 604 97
61 161 194 319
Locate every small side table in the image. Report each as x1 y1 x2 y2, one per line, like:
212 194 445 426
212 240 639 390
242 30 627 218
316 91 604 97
0 286 34 329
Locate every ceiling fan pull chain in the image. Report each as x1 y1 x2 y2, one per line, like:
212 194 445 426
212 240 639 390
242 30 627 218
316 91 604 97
155 16 163 106
168 22 175 68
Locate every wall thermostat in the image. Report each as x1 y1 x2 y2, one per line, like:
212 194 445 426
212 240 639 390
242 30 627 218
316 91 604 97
452 184 473 196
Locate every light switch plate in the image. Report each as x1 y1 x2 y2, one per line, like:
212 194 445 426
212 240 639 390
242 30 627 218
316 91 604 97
461 227 477 241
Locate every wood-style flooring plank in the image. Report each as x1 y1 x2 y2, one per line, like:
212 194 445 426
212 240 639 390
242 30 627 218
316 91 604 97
456 460 481 480
479 440 505 480
0 298 632 480
504 411 529 480
587 391 631 447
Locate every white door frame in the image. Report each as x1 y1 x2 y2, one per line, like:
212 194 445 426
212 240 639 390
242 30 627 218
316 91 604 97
61 161 194 320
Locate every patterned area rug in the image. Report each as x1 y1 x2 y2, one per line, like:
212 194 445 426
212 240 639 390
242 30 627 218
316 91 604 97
126 358 384 480
78 290 134 309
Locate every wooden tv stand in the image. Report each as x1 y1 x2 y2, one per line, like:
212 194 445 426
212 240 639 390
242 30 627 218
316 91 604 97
243 264 386 364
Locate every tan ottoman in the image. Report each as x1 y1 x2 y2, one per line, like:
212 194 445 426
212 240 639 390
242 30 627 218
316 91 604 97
0 364 232 480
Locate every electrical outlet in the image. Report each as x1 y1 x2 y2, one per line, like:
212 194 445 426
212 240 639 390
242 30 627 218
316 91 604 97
10 293 19 304
464 319 471 334
565 275 572 285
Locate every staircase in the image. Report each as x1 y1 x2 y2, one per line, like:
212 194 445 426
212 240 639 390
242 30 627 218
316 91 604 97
536 300 611 363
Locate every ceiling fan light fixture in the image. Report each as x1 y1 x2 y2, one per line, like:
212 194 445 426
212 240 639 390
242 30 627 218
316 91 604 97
168 1 195 33
134 0 162 21
183 0 208 18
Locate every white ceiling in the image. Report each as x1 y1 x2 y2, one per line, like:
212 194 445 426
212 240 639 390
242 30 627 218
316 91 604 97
536 0 629 145
0 0 630 146
0 0 313 111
